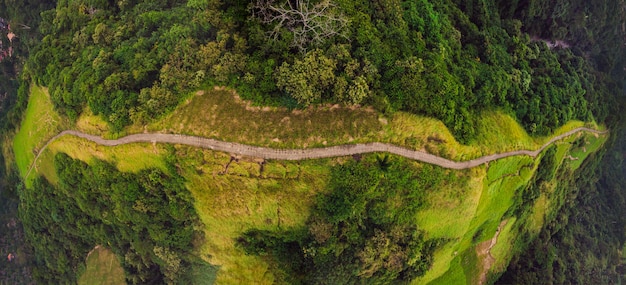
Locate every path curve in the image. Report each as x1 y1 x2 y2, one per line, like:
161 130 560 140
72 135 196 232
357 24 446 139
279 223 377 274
26 127 606 178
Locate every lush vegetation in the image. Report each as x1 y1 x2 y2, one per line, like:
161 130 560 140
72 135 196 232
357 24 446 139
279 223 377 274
0 171 34 284
496 124 626 284
498 0 625 75
506 145 557 218
1 0 624 284
236 156 462 284
27 0 615 142
22 112 609 284
12 85 67 180
0 1 56 283
19 152 204 284
0 0 54 131
489 0 626 283
133 87 586 160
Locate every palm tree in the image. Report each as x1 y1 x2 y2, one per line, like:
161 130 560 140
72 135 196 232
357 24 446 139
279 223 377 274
376 154 391 171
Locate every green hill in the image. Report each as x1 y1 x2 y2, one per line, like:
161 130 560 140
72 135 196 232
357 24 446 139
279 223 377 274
1 0 624 284
11 85 608 284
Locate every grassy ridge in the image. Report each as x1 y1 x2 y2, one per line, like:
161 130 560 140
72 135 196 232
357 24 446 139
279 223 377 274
489 218 518 271
31 136 167 187
80 87 597 161
36 139 333 284
46 136 167 173
17 86 607 284
42 135 603 284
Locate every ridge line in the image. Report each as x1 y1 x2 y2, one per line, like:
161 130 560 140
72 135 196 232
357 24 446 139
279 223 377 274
25 127 607 179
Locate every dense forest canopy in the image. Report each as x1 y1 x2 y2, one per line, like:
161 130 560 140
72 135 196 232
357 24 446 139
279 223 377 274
26 0 622 141
492 2 626 282
0 0 54 130
21 152 205 284
0 1 56 283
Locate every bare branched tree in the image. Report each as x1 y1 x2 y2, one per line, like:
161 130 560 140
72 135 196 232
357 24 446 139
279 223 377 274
253 0 348 52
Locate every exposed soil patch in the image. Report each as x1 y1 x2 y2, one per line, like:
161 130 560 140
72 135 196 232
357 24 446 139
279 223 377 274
476 220 508 285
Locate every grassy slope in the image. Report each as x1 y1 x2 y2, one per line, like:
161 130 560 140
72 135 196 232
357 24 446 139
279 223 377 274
13 85 68 185
176 145 333 284
78 246 126 285
425 132 607 284
17 86 607 284
46 136 167 174
417 156 536 285
87 87 598 161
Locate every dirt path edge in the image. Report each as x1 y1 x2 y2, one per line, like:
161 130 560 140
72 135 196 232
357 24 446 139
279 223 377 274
26 127 607 179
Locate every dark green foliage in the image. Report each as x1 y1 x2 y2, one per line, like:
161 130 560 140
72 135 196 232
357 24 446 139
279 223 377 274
18 153 206 284
497 0 625 127
376 154 391 171
0 0 54 59
0 0 54 133
507 146 558 218
7 0 624 283
498 124 626 284
0 2 56 282
489 8 625 283
29 0 233 130
237 157 457 284
0 162 35 284
27 0 620 142
497 0 626 74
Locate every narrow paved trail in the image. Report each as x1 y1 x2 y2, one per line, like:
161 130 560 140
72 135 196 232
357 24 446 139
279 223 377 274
26 127 606 178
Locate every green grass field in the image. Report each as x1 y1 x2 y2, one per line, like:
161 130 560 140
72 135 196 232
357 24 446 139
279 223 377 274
143 87 383 149
18 85 608 284
13 85 68 183
414 167 483 284
567 134 606 169
31 135 331 284
175 145 333 284
28 135 168 188
417 155 536 284
46 135 167 173
78 246 126 285
469 160 532 244
429 256 467 285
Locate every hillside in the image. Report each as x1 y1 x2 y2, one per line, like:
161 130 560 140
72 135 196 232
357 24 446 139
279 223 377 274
7 85 608 284
0 0 624 284
26 0 616 140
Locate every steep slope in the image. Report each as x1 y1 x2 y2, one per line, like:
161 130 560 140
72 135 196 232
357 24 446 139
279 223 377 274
10 86 607 284
4 0 623 283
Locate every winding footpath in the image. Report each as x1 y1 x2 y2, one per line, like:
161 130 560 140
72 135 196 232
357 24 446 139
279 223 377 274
26 127 606 178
